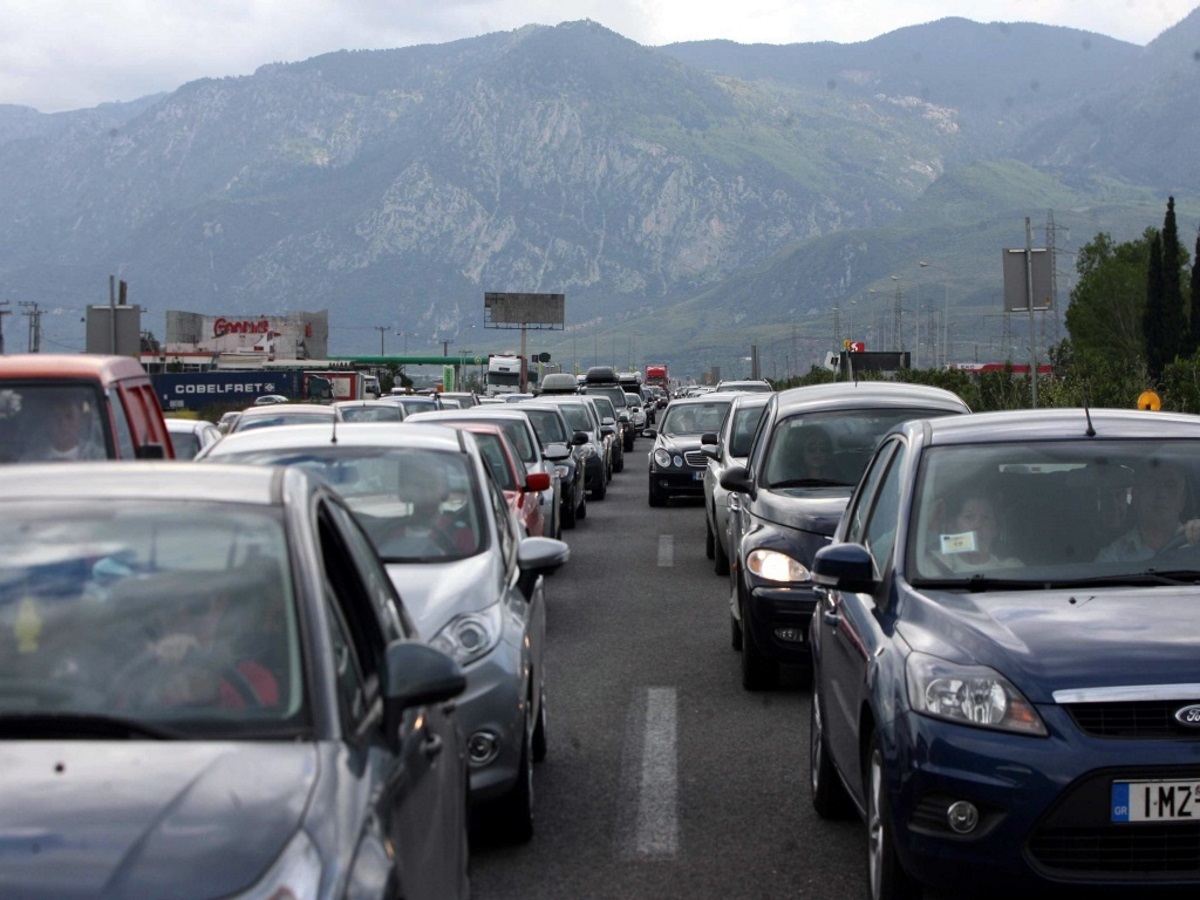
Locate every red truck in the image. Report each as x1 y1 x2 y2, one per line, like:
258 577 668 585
644 364 668 389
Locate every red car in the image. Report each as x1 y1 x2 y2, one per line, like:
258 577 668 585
431 420 550 536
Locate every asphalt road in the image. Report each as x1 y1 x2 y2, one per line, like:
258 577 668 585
470 446 867 899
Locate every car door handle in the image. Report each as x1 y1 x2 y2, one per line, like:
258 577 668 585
423 733 444 759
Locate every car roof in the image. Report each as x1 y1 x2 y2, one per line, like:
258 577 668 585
773 381 970 416
164 417 218 432
0 353 149 382
238 403 334 417
910 407 1200 446
0 461 288 505
202 421 468 455
666 391 744 406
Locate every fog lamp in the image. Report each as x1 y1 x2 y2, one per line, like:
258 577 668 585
946 800 979 834
468 731 501 766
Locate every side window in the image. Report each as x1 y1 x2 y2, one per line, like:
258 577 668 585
324 594 369 728
861 444 908 575
845 439 900 545
486 474 517 564
111 387 136 458
746 400 777 475
325 499 409 642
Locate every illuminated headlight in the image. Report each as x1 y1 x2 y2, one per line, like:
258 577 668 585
431 603 502 666
653 448 672 467
906 652 1047 736
234 827 321 900
746 548 810 583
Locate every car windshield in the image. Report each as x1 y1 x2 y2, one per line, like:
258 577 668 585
908 439 1200 585
661 401 731 436
338 405 403 422
217 446 485 562
169 430 202 459
592 397 616 420
0 384 108 463
0 501 306 737
763 407 942 489
472 432 519 491
233 411 334 432
555 403 592 433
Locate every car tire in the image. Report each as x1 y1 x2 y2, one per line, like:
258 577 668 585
866 734 920 900
740 592 778 691
648 480 664 507
591 473 607 501
495 706 535 844
705 516 716 559
624 434 635 452
532 683 548 763
730 612 742 651
561 494 577 529
713 524 730 576
810 692 853 819
577 492 587 519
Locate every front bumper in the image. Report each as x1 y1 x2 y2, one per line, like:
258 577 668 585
742 583 817 665
884 706 1200 891
649 467 707 497
456 639 528 803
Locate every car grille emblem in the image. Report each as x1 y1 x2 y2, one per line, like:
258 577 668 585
1173 704 1200 727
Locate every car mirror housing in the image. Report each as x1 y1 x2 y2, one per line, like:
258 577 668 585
525 472 552 492
542 442 571 461
516 536 571 600
642 427 657 438
812 543 877 594
720 464 754 496
572 431 589 445
381 641 466 753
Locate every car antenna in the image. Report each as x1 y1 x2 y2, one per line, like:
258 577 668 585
330 415 339 444
1083 407 1096 437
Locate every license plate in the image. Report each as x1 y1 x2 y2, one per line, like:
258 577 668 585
1112 779 1200 822
693 472 705 481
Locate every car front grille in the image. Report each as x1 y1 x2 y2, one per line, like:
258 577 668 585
1066 701 1200 739
1028 824 1200 877
684 451 707 468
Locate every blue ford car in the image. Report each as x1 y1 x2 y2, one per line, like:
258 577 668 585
810 408 1200 898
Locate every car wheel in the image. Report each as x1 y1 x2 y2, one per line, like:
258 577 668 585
562 494 577 529
648 479 664 507
810 692 852 819
624 434 635 452
532 683 548 763
867 734 920 900
614 447 624 473
592 473 607 501
740 591 778 691
577 491 587 519
705 516 715 559
713 524 730 576
496 705 535 844
730 612 742 651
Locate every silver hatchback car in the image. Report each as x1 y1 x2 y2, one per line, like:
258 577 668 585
199 422 570 841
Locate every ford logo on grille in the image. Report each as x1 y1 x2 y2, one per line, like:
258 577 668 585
1173 704 1200 727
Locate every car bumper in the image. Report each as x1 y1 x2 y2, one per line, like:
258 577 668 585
886 706 1200 891
743 583 816 665
649 468 707 497
456 641 528 803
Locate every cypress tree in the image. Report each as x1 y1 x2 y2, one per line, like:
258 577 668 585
1145 230 1167 381
1189 231 1200 358
1161 197 1187 362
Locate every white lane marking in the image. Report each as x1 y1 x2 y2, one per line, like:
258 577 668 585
635 687 678 857
657 534 674 567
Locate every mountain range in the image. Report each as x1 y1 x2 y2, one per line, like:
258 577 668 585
2 12 1199 377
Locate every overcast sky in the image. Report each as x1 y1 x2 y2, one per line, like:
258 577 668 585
3 0 1197 113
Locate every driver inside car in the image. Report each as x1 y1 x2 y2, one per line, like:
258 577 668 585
1096 460 1200 562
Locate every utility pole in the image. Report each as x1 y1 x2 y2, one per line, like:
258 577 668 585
0 300 9 354
19 301 40 353
374 325 388 355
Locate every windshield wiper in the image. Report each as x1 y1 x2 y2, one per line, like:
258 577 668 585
911 575 1047 592
0 712 183 740
1040 571 1200 588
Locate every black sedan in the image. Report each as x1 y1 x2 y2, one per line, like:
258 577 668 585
645 393 738 506
723 382 970 689
811 408 1200 898
0 463 470 900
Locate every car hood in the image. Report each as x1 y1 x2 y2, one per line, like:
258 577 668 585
755 489 850 536
0 742 316 898
655 434 703 453
899 586 1200 702
386 554 499 639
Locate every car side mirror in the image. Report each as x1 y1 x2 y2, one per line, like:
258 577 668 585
812 543 878 594
572 431 588 446
542 442 571 462
136 443 167 460
516 536 571 600
720 464 754 496
642 427 657 438
525 471 552 492
381 641 466 753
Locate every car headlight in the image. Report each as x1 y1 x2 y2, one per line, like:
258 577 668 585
235 827 322 900
906 652 1047 736
431 603 502 667
653 448 672 467
746 548 810 583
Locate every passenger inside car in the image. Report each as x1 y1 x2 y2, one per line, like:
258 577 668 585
766 424 848 486
932 490 1022 572
1096 460 1200 562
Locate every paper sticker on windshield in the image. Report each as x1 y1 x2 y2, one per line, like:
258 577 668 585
940 531 978 555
